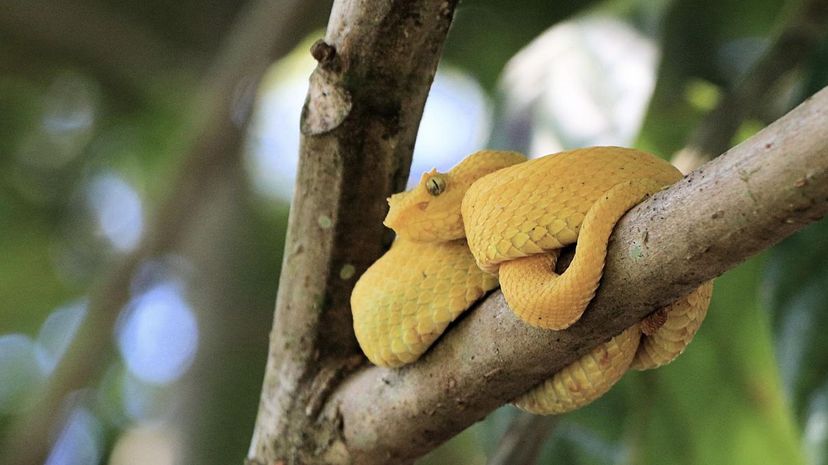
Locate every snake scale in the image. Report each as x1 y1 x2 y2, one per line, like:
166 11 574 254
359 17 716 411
351 147 713 414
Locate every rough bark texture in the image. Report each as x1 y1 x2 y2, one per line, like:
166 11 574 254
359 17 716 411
330 86 828 464
246 1 459 464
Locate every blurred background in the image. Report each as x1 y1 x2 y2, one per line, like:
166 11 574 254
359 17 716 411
1 0 827 464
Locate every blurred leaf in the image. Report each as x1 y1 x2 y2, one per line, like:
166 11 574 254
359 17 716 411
733 119 766 145
801 36 828 98
0 334 45 414
803 379 828 465
0 76 43 160
637 0 787 156
626 257 803 465
764 218 828 422
34 301 86 374
479 406 521 457
45 406 103 465
684 78 722 112
0 205 76 334
543 422 625 465
96 364 131 429
419 421 487 465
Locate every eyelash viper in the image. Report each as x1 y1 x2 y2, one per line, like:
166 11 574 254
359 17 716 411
351 147 713 414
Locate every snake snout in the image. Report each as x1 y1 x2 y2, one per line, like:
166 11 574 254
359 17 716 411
383 211 400 232
383 196 406 233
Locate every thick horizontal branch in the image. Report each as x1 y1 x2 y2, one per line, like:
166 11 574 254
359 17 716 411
489 2 828 456
330 86 828 464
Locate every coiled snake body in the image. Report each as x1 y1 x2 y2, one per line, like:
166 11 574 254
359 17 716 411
351 147 713 414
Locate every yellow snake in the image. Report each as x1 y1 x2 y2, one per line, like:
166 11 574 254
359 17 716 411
351 147 713 414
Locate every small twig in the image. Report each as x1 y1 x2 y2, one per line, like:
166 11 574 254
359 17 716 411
672 0 828 173
487 413 559 465
305 355 365 419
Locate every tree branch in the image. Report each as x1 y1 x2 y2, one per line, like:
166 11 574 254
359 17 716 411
491 1 828 455
246 1 459 464
0 1 323 464
330 86 828 464
486 414 559 465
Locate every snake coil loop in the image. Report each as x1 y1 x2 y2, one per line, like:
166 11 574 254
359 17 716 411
352 147 713 414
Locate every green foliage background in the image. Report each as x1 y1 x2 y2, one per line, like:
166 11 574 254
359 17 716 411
0 0 826 464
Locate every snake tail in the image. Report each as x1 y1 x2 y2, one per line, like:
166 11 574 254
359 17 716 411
514 324 641 414
631 281 714 370
500 178 668 330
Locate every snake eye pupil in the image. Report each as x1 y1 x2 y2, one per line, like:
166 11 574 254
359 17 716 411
426 175 446 196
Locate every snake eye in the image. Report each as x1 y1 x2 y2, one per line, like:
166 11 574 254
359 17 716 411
426 175 447 196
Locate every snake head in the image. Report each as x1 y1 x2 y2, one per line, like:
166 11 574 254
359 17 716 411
384 168 466 241
384 150 527 242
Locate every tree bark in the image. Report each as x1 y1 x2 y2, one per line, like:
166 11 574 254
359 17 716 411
245 1 459 464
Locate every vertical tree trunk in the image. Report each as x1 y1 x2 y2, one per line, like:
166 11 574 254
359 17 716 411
246 1 459 463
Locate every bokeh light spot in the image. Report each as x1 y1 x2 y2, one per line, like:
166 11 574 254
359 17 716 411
246 60 309 199
407 68 491 185
499 16 658 153
86 173 144 252
246 38 490 198
117 282 198 385
109 423 180 465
